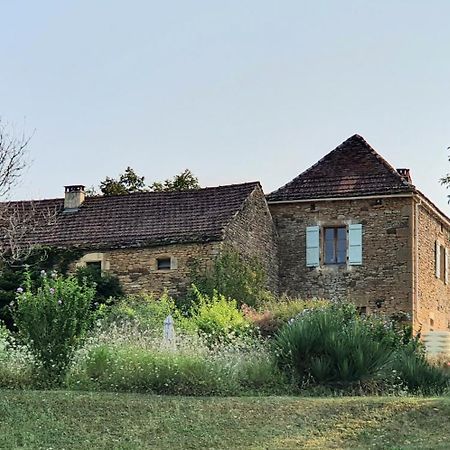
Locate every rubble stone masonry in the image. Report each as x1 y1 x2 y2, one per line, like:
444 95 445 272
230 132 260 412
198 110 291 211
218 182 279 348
416 201 450 333
269 196 414 317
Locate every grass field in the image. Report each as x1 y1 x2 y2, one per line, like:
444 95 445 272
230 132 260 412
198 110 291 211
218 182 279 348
1 391 450 449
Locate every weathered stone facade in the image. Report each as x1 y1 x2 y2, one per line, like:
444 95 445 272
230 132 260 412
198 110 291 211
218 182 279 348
223 186 279 292
269 196 414 316
77 242 220 298
75 186 279 298
415 201 450 333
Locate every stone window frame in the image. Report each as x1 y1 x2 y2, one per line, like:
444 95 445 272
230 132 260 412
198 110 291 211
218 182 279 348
75 252 110 273
155 256 178 271
435 240 448 284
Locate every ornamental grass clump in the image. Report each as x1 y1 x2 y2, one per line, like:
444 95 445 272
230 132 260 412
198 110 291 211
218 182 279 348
273 304 394 388
12 270 95 385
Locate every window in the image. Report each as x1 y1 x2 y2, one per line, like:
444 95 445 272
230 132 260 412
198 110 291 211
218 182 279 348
306 224 362 267
323 227 347 265
435 241 448 283
157 258 171 270
86 261 102 275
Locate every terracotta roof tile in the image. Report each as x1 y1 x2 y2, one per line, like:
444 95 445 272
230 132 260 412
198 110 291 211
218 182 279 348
4 182 259 250
267 134 415 202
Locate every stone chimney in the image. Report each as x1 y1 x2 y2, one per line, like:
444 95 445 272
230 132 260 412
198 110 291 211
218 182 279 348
396 168 412 184
64 185 85 211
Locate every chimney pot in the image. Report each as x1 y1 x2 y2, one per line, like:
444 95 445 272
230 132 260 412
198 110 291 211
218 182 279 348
64 185 85 211
396 168 412 184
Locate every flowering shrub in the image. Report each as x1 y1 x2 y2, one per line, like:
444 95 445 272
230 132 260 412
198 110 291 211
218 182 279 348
12 270 95 384
242 298 330 337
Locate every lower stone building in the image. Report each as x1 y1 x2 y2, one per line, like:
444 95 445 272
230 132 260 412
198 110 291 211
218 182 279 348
7 134 450 333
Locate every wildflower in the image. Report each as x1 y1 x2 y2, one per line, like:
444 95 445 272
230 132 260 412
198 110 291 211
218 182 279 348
49 288 55 295
51 270 58 279
9 301 14 307
58 299 63 305
40 270 46 278
16 287 24 293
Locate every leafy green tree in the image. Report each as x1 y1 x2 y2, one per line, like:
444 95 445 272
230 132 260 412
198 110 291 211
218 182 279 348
99 166 148 196
89 167 200 196
150 169 200 192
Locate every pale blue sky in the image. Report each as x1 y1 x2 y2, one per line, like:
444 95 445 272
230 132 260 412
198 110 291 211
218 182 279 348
1 1 450 212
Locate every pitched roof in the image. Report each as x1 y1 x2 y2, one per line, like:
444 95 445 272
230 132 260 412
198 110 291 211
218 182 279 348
5 182 260 250
267 134 415 202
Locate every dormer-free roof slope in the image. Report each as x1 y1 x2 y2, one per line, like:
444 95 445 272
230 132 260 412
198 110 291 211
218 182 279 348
5 182 260 249
267 134 415 202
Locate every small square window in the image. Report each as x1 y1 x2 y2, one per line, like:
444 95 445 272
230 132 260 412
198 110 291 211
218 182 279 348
324 227 347 265
86 261 102 275
157 258 171 270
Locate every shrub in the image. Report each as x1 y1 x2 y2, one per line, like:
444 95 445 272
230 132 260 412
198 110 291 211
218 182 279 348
242 298 330 337
273 305 393 387
391 347 449 395
186 287 253 345
12 270 95 384
99 292 179 332
75 266 123 304
187 249 270 308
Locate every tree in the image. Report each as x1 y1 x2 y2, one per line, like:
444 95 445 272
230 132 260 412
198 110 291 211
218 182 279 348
150 169 200 192
0 119 30 197
99 166 148 196
90 167 200 196
441 147 450 197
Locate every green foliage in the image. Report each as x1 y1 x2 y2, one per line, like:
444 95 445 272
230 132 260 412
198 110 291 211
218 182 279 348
12 271 96 384
98 166 148 196
186 287 253 345
67 326 285 396
150 169 200 192
274 304 394 386
89 167 200 196
242 298 331 337
391 347 449 395
0 246 84 327
99 292 179 332
189 249 269 308
75 266 123 304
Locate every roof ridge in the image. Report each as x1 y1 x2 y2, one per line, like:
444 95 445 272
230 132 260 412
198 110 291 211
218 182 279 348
267 134 414 202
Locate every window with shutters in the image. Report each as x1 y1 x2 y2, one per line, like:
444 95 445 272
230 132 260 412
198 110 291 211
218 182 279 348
440 245 446 282
306 224 363 267
323 227 347 265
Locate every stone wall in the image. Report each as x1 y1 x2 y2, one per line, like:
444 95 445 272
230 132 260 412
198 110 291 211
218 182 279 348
416 201 450 333
269 196 414 316
223 185 279 292
76 242 220 298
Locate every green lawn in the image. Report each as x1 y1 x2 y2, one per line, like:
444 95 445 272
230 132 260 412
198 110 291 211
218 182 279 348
1 391 450 449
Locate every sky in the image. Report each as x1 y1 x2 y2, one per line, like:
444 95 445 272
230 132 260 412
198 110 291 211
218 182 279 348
1 1 450 213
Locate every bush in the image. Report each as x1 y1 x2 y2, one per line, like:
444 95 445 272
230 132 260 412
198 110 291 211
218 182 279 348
391 347 449 395
242 298 330 337
188 249 270 308
273 304 394 387
186 287 253 345
99 292 179 332
12 271 95 385
75 266 123 304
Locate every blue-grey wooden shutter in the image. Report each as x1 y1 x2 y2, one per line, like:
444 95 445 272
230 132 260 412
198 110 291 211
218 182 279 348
348 224 363 265
436 241 440 279
306 226 320 267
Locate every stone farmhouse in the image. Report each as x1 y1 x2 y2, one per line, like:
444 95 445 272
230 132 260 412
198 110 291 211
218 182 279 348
11 134 450 333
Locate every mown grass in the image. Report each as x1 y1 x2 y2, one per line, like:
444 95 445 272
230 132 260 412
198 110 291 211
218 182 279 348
1 391 450 449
